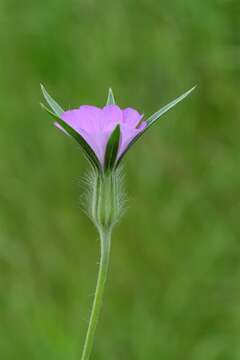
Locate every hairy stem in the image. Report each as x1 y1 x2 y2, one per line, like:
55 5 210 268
81 228 112 360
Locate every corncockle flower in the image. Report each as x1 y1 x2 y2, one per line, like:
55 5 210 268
59 104 146 166
40 84 195 360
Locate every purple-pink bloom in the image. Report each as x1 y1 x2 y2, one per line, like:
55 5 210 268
41 84 195 171
58 105 146 165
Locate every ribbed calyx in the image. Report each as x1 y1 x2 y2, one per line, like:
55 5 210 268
83 168 125 232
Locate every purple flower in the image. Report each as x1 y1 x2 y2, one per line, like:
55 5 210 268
41 85 195 172
59 105 146 165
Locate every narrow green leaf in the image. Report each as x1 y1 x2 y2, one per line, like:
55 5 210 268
40 102 102 171
40 84 64 116
146 86 196 127
106 88 116 105
104 124 120 170
117 86 196 166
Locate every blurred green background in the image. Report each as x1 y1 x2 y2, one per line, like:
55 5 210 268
0 0 239 359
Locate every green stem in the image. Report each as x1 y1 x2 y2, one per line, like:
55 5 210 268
81 228 112 360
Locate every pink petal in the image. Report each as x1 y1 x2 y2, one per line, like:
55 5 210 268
102 105 123 130
61 106 102 132
118 124 143 159
122 108 143 127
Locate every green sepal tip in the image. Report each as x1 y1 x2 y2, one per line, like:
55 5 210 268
146 86 196 127
40 84 64 117
106 88 116 105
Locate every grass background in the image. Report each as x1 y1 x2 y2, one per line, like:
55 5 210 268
0 0 240 359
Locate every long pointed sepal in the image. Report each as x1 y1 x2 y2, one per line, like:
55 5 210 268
40 87 102 171
117 86 196 165
146 86 196 127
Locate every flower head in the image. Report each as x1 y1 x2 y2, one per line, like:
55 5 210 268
59 104 146 165
41 85 195 172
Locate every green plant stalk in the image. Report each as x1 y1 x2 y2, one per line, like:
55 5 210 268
81 227 112 360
